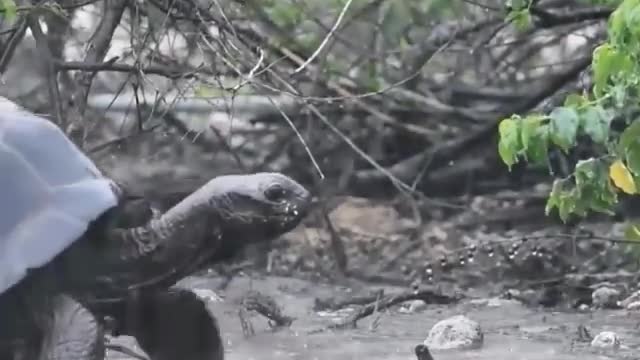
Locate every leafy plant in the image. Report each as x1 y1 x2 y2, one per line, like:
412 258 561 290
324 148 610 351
497 0 640 244
0 0 16 21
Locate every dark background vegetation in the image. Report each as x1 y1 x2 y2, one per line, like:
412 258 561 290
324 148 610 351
1 0 634 290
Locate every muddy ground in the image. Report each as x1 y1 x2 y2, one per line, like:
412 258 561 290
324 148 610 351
108 189 640 360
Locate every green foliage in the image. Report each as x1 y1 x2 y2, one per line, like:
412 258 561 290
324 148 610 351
380 1 413 43
496 0 640 243
623 224 640 258
506 0 533 30
264 0 303 28
0 0 16 21
545 159 618 222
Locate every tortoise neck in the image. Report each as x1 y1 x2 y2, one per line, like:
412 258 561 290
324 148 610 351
61 195 224 299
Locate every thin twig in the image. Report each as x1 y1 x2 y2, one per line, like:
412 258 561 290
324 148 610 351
294 0 353 73
26 13 63 126
0 17 28 74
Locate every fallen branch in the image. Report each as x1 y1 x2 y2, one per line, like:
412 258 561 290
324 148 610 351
325 288 463 330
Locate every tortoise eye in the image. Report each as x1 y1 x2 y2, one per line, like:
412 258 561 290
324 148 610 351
264 184 287 202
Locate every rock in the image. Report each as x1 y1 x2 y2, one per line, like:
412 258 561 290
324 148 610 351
577 303 590 312
591 287 621 309
626 301 640 310
469 297 521 308
620 289 640 309
590 331 620 349
399 300 428 313
328 197 402 236
424 315 483 350
193 288 224 302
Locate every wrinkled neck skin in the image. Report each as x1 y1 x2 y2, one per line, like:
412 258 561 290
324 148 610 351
59 190 231 301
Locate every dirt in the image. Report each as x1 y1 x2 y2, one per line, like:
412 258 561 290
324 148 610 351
108 193 640 360
108 275 639 360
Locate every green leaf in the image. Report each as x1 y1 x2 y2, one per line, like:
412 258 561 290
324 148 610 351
520 115 541 151
592 44 633 97
608 6 625 41
625 223 640 241
506 0 529 10
519 115 549 165
581 105 613 144
549 107 580 151
611 83 627 107
545 158 619 220
508 9 532 31
527 125 550 165
618 120 640 155
578 158 618 210
608 0 640 44
623 222 640 259
545 179 564 216
558 189 579 222
0 0 16 21
497 117 521 169
574 158 598 180
609 160 638 194
624 2 640 37
625 139 640 176
564 93 588 107
592 44 615 96
546 178 589 222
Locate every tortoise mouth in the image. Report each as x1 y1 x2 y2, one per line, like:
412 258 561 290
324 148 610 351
271 200 309 229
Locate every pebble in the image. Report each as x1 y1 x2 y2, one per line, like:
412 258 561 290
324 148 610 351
591 287 620 309
620 289 640 309
193 288 224 302
408 299 428 312
590 331 620 349
424 315 484 350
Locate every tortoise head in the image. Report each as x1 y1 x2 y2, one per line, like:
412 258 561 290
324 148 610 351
199 172 312 241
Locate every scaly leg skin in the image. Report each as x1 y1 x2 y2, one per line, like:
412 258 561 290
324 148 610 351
38 294 105 360
114 288 224 360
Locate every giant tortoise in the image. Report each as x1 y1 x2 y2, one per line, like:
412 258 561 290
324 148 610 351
0 98 312 360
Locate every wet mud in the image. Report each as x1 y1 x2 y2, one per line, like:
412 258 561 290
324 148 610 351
108 275 640 360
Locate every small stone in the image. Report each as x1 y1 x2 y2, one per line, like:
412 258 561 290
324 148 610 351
626 301 640 310
486 297 521 307
471 297 522 308
621 290 640 309
590 331 620 349
424 315 484 350
398 300 427 313
577 303 591 312
408 299 428 312
591 287 621 309
193 288 224 302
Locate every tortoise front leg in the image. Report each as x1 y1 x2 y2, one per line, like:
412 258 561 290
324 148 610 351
112 288 224 360
38 294 105 360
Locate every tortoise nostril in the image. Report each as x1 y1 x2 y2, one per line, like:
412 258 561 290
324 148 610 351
264 185 287 202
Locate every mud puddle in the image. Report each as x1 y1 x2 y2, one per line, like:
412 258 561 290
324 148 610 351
109 275 640 360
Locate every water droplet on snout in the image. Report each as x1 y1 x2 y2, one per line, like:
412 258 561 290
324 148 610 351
484 245 494 257
458 256 466 266
466 253 475 263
